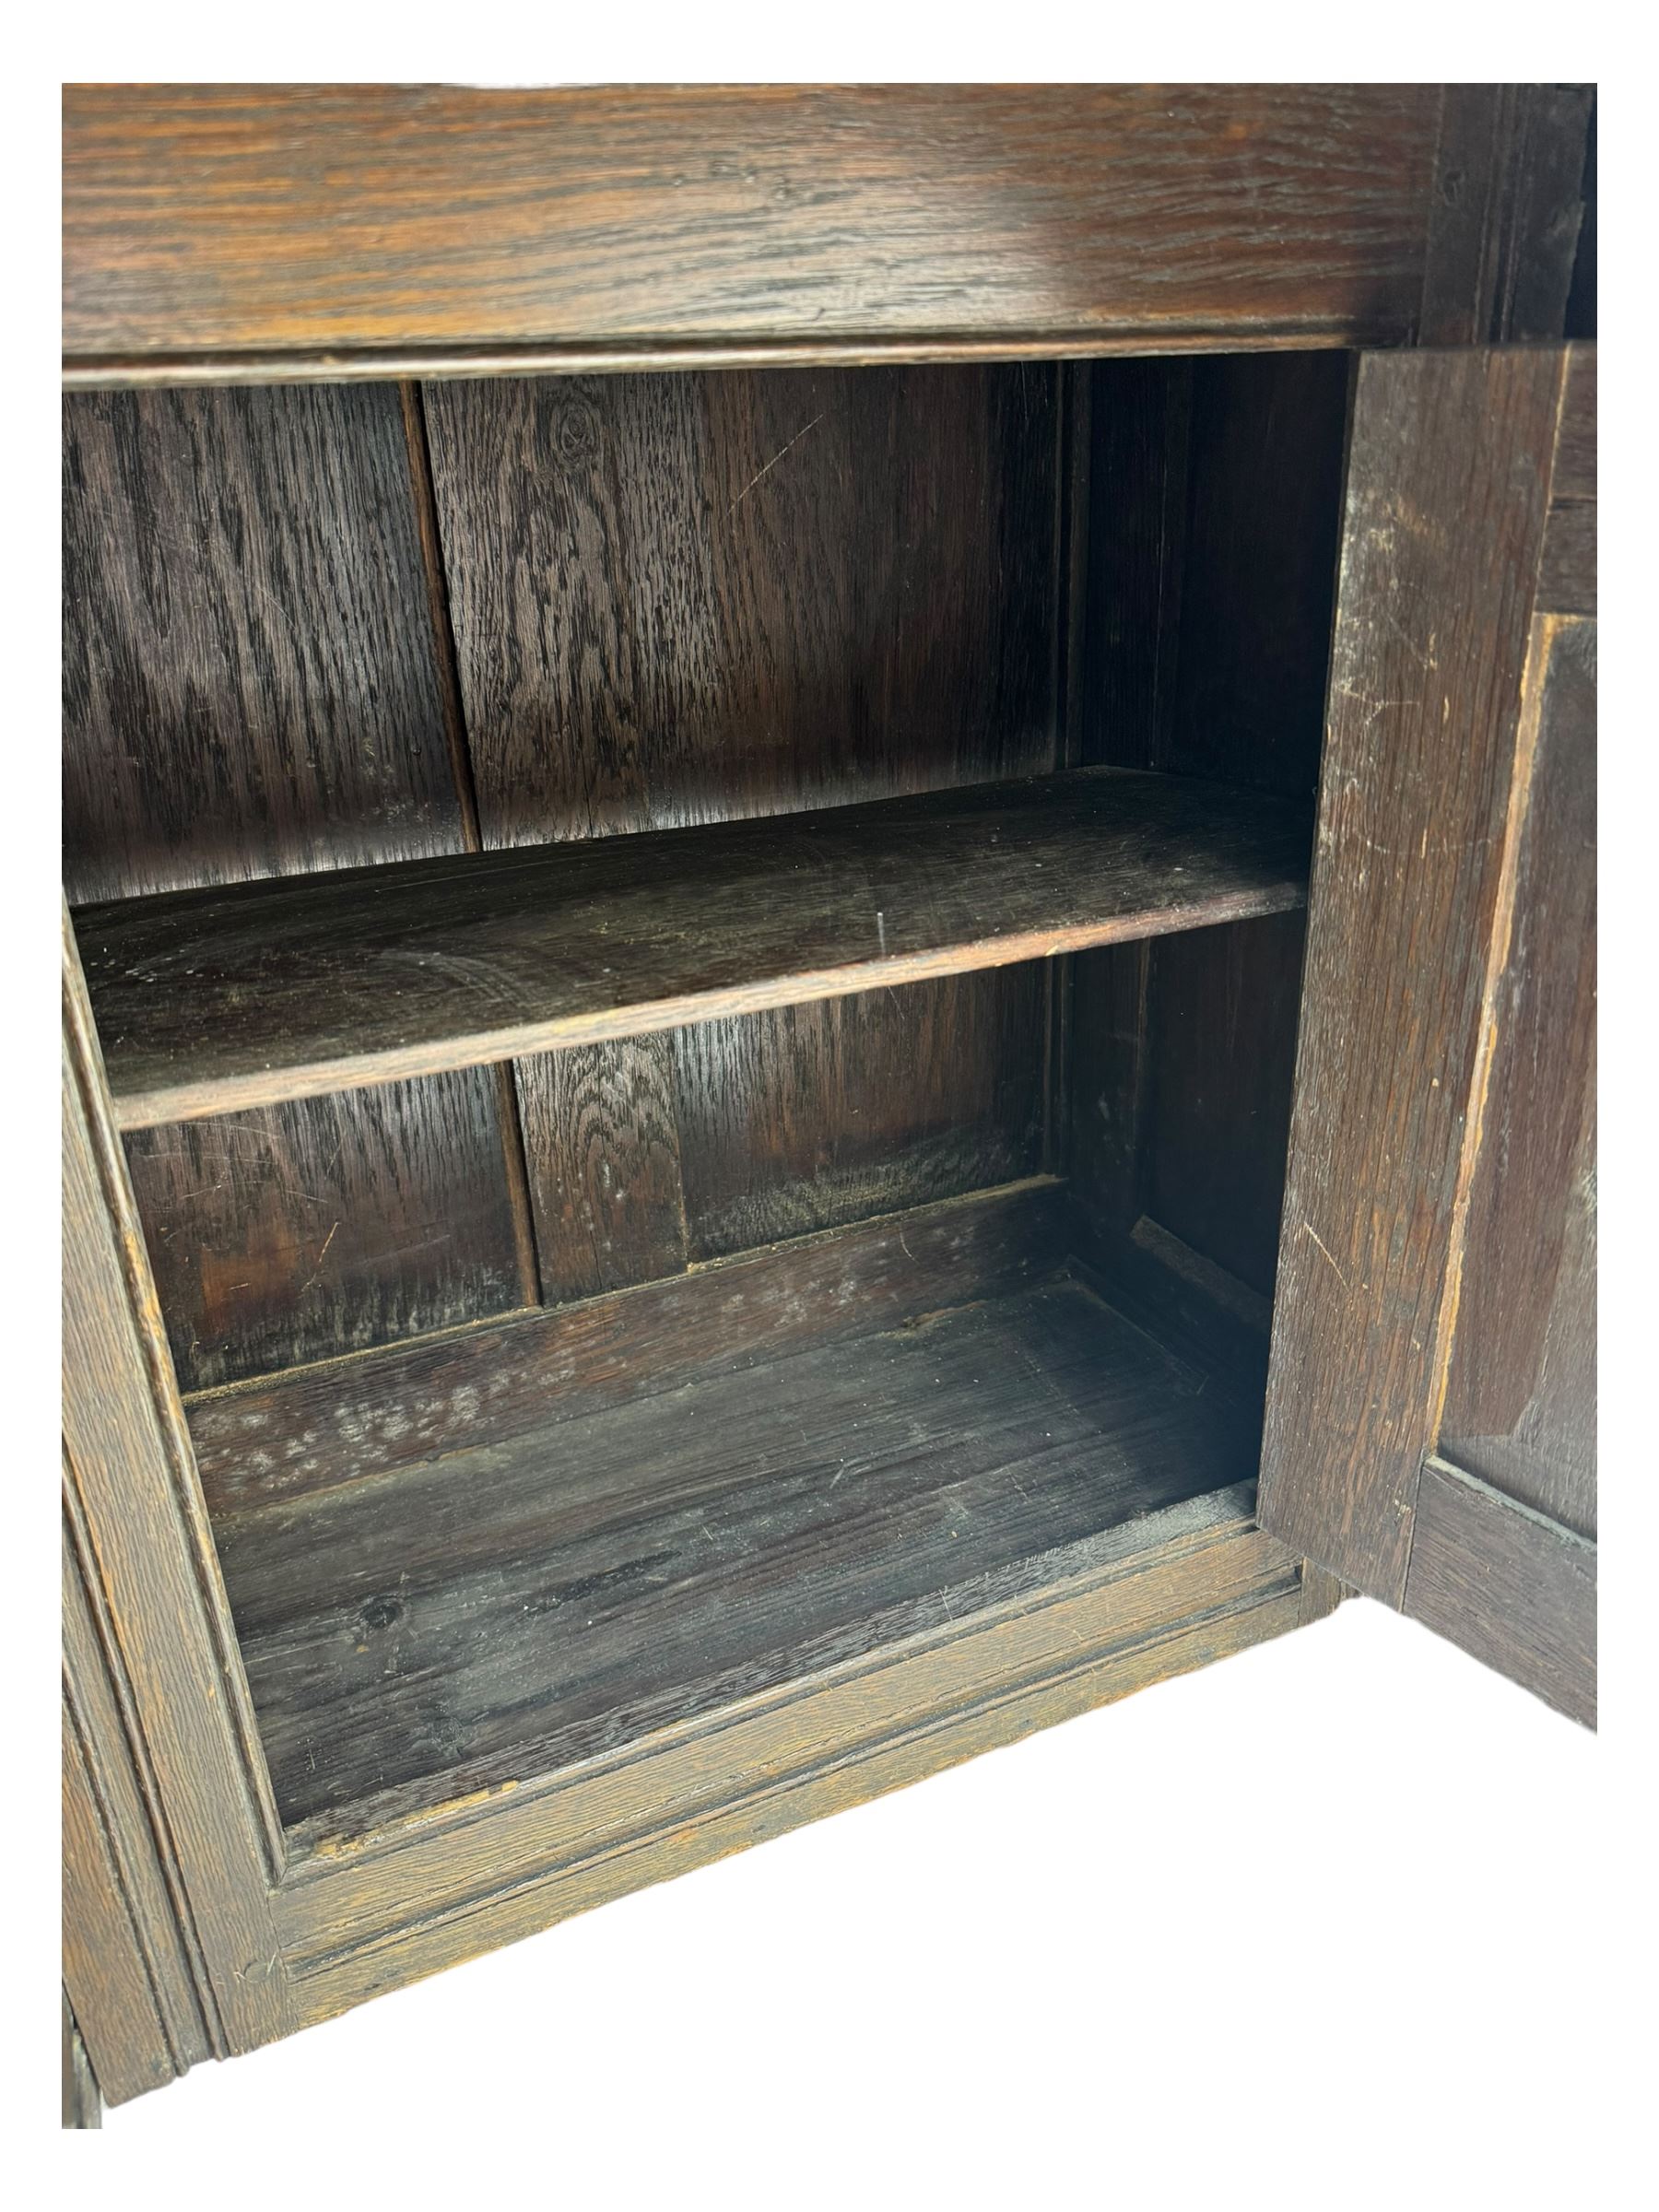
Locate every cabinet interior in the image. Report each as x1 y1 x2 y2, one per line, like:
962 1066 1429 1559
64 352 1350 1847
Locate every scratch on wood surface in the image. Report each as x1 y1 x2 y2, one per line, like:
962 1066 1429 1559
1300 1220 1350 1291
728 412 825 512
298 1218 341 1295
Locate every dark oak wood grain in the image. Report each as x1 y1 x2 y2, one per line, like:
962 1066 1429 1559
1440 618 1595 1538
423 366 1059 845
78 768 1312 1129
1257 346 1566 1602
217 1276 1259 1830
1538 355 1595 615
1418 86 1593 346
1142 913 1308 1299
63 1505 212 2103
671 973 1046 1260
62 385 466 902
62 912 291 2069
512 1039 688 1303
426 362 1064 1298
187 1178 1071 1517
122 1074 530 1393
64 85 1448 373
271 1493 1309 2020
1071 350 1339 1304
63 382 529 1384
1405 1457 1595 1726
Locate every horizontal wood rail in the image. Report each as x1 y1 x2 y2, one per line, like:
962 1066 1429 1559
65 84 1449 377
76 767 1312 1130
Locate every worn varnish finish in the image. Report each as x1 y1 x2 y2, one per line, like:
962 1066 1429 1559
1440 618 1596 1537
1405 1458 1595 1726
671 974 1046 1261
122 1074 529 1393
1257 345 1596 1700
1070 350 1343 1307
271 1494 1311 2029
78 769 1312 1129
62 915 290 2073
62 385 466 899
1418 85 1592 345
62 88 1598 2109
63 382 527 1387
63 1505 212 2101
64 85 1451 372
218 1277 1259 1829
426 362 1061 1301
422 367 1059 843
1256 347 1564 1602
187 1179 1070 1517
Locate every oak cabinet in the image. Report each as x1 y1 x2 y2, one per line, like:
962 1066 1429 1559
61 83 1595 2120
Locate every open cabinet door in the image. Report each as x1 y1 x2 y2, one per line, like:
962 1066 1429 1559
1258 343 1595 1724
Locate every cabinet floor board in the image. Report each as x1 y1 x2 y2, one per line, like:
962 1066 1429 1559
215 1275 1257 1836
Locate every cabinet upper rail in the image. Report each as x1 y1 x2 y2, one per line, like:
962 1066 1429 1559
76 767 1312 1129
65 84 1449 378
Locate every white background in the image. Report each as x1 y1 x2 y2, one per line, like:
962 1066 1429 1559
18 12 1647 2203
98 1596 1618 2204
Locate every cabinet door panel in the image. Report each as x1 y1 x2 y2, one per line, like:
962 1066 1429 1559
1258 343 1595 1723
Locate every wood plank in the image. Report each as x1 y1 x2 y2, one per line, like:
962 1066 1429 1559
1074 351 1340 1304
61 911 290 2060
1441 619 1596 1538
1418 87 1593 345
1539 346 1595 618
1142 912 1308 1299
1162 351 1352 796
1255 347 1563 1602
1552 346 1596 501
62 1505 211 2102
1538 503 1595 616
1405 1458 1595 1726
62 386 467 902
422 368 1059 845
272 1495 1305 2024
77 767 1312 1130
512 1039 688 1303
122 1074 531 1393
64 86 1443 371
63 382 528 1384
63 1995 102 2129
215 1278 1262 1830
187 1178 1072 1518
426 363 1062 1297
671 974 1046 1260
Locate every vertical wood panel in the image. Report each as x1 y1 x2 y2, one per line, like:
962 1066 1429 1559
425 365 1063 1288
63 915 288 2063
672 974 1047 1261
1440 618 1596 1537
513 1039 688 1302
1073 353 1341 1296
1419 86 1593 346
1144 913 1308 1299
1257 347 1564 1602
123 1074 527 1392
63 384 524 1386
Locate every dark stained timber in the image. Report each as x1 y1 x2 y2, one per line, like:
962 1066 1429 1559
77 768 1312 1130
64 85 1447 371
213 1274 1261 1833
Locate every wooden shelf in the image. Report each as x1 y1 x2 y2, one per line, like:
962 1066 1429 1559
212 1267 1262 1841
76 767 1311 1129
